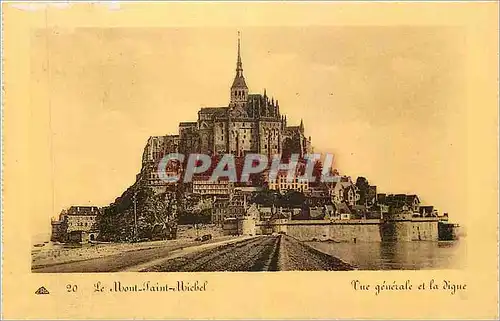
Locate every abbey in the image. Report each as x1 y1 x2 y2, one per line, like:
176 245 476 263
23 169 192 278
142 36 312 166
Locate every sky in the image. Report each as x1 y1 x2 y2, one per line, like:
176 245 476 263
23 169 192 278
29 25 469 232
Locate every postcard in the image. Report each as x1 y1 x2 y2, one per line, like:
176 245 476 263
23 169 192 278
2 1 498 319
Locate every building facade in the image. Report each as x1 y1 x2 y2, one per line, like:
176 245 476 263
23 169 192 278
328 176 360 207
268 171 309 193
50 206 100 243
212 197 230 225
192 176 234 195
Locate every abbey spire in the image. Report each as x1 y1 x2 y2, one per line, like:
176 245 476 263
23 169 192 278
236 33 243 78
230 32 248 108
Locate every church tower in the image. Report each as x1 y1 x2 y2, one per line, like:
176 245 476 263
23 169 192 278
230 33 248 109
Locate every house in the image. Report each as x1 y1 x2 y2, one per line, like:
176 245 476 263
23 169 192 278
328 177 360 207
334 202 352 220
308 207 326 220
268 170 309 194
226 192 248 219
51 206 100 243
405 195 421 212
420 205 438 217
305 188 332 207
212 197 229 225
192 175 234 196
380 194 421 213
257 205 275 221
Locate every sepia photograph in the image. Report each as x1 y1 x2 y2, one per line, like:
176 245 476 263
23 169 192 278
29 26 467 273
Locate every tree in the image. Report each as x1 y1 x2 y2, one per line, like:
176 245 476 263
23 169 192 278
281 190 306 208
140 190 178 240
96 183 179 242
252 190 280 207
355 177 370 206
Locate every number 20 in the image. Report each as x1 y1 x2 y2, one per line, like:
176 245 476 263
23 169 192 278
66 284 78 292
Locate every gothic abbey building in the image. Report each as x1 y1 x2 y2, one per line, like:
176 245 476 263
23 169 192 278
141 38 312 183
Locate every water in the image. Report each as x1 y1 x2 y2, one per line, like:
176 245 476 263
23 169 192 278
307 239 466 270
32 231 466 270
32 232 51 245
31 232 84 254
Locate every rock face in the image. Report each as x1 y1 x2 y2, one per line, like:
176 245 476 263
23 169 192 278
96 165 181 242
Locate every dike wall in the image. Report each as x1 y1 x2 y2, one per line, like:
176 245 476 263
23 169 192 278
254 217 440 242
286 220 382 242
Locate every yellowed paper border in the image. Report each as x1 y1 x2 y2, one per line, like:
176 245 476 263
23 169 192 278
2 2 498 319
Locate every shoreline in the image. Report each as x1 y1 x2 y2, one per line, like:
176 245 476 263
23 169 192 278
32 235 235 269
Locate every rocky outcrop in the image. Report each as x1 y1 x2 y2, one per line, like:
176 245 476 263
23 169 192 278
96 160 181 242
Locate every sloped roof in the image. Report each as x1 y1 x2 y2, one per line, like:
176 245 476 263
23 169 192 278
199 107 227 114
232 75 247 88
383 194 420 206
334 202 352 214
66 206 100 216
179 122 197 127
308 190 330 198
324 204 335 211
419 205 434 213
352 205 367 214
284 126 300 133
406 194 420 203
309 208 326 220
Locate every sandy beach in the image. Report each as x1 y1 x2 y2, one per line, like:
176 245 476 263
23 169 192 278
32 224 226 268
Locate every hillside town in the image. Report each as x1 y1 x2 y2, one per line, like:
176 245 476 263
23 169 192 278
50 36 459 246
